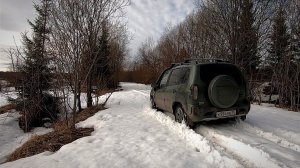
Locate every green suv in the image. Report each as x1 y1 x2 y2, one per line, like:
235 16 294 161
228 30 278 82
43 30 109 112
150 59 250 127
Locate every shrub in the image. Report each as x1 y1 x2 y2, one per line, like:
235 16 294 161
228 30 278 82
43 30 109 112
16 94 61 132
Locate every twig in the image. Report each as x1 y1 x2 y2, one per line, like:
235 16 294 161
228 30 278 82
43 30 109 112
102 92 113 107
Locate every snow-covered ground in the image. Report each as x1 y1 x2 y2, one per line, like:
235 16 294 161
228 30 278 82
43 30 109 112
0 89 17 107
0 112 52 164
0 82 299 168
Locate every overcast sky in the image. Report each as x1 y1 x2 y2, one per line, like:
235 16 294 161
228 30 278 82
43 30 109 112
0 0 195 71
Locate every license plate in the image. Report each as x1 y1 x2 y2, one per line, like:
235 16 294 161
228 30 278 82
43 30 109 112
216 111 236 118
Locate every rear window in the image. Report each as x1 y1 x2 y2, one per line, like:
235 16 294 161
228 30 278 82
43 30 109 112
199 64 244 85
168 67 190 86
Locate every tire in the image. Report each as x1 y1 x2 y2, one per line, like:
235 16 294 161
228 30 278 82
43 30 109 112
240 115 246 121
208 75 239 109
150 96 156 109
233 116 246 122
174 105 195 128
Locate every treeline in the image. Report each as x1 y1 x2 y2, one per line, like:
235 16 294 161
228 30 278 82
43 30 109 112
7 0 129 131
124 0 300 110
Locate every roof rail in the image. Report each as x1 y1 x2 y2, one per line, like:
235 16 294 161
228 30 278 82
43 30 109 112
184 58 229 64
171 63 180 67
171 62 191 67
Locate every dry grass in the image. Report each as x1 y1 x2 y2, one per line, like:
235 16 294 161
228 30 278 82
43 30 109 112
0 104 16 115
7 127 94 162
7 105 105 162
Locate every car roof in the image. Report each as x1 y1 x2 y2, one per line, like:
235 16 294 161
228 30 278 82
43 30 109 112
170 59 232 69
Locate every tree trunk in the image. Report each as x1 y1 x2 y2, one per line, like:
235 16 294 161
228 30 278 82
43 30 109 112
87 73 93 107
72 78 77 128
77 80 82 112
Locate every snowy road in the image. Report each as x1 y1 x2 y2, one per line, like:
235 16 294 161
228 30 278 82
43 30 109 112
195 106 300 168
1 83 299 168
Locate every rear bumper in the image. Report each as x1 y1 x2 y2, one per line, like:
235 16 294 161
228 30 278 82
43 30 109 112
201 114 247 121
187 100 250 122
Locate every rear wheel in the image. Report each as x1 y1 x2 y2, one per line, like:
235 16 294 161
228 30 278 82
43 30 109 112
174 105 195 128
232 115 246 122
240 115 246 121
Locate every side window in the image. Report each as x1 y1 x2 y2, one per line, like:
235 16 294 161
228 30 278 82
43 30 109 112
168 68 190 86
159 70 171 87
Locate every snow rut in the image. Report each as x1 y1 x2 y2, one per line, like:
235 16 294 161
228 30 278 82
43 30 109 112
144 107 242 168
144 106 284 168
239 122 300 153
196 126 285 168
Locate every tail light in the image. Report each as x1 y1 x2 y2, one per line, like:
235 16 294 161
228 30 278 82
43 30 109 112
191 85 198 100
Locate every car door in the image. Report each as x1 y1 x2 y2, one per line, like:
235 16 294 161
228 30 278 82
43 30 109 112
154 69 171 109
164 67 190 112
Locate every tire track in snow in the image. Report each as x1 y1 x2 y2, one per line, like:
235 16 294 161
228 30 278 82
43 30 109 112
196 121 300 168
196 126 285 168
144 106 258 168
134 90 244 167
143 106 242 168
238 122 300 153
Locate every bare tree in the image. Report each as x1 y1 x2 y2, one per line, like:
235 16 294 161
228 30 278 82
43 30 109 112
49 0 129 127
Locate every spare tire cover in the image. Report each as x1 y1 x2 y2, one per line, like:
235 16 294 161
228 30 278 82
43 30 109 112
208 75 239 108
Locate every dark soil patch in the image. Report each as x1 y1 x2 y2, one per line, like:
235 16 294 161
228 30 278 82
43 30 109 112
0 104 16 115
6 105 105 162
